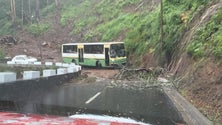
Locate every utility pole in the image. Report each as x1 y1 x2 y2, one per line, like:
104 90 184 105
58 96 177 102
10 0 16 36
160 0 163 49
29 0 31 17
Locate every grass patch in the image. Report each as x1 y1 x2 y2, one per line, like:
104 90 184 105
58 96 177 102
27 23 50 36
0 49 6 59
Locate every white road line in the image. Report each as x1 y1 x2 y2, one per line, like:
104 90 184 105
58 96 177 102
85 92 101 104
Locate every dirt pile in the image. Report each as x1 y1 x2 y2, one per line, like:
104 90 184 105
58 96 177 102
0 12 75 62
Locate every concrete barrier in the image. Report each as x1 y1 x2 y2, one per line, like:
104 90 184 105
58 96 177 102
43 69 56 77
23 71 40 80
76 65 81 71
34 62 42 65
69 63 76 67
3 62 82 80
0 72 16 83
67 67 77 73
45 62 53 66
6 61 82 70
55 62 62 67
57 68 67 75
1 64 81 81
62 63 70 67
7 61 15 65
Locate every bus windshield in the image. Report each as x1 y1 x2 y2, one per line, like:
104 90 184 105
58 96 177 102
110 44 125 58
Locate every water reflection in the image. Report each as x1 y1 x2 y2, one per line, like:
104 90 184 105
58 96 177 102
0 84 183 125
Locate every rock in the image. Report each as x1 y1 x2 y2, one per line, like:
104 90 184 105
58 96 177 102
23 49 28 53
157 77 169 83
0 35 17 45
42 42 48 46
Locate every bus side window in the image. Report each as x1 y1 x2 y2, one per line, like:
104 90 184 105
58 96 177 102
63 45 77 53
84 45 103 54
96 46 103 54
72 45 77 53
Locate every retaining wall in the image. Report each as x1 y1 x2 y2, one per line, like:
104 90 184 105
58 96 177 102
0 62 81 102
0 72 80 102
164 87 213 125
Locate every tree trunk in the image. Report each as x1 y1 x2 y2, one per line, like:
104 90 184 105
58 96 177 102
13 0 16 20
10 0 13 22
55 0 61 8
54 0 61 24
28 0 33 24
10 0 16 35
21 0 24 26
55 0 58 6
10 0 16 23
35 0 40 23
46 0 49 7
28 0 31 16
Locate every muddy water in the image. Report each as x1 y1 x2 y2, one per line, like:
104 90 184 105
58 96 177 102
0 83 183 125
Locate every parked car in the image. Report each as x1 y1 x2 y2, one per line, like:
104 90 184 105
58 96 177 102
11 55 37 64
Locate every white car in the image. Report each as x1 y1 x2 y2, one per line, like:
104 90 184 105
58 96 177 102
11 55 37 64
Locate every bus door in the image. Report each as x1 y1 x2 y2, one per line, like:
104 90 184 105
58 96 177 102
105 48 109 66
78 48 84 62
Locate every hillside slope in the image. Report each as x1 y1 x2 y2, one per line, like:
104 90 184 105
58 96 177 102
170 2 222 123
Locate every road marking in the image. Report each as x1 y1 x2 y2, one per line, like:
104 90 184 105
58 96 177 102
85 92 101 104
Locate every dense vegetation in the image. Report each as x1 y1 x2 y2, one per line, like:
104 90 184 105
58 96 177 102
188 6 222 59
0 0 220 63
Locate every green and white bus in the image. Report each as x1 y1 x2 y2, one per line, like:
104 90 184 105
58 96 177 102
62 42 127 67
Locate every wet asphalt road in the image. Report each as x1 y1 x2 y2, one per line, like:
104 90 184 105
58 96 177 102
0 82 183 125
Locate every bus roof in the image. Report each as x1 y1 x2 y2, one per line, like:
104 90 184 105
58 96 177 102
62 42 124 46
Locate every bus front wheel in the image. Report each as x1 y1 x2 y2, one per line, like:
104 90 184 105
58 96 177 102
96 60 102 68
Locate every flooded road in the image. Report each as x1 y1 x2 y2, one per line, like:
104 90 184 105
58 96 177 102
0 82 183 125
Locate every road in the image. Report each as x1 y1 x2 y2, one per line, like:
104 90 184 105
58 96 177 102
0 69 184 125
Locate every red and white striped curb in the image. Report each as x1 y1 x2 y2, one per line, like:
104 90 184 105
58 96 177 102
0 112 149 125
